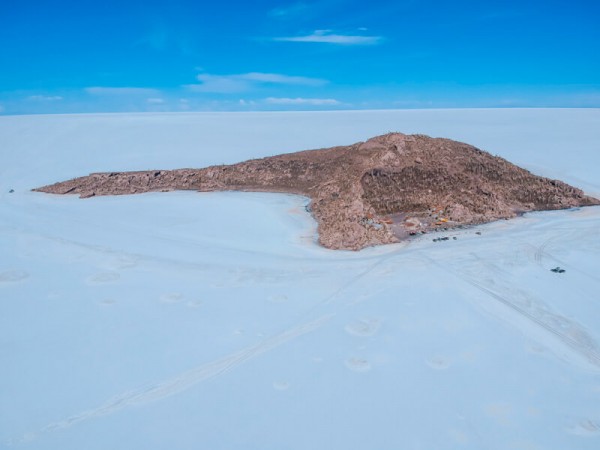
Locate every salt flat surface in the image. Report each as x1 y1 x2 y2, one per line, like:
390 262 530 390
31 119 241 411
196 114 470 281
1 109 599 449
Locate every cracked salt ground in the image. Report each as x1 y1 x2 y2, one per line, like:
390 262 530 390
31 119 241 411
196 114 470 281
272 381 291 391
159 293 184 304
99 298 116 305
86 272 120 284
268 294 288 303
344 318 382 337
0 269 29 283
426 355 452 370
2 110 600 450
568 419 600 436
186 299 202 308
344 357 372 372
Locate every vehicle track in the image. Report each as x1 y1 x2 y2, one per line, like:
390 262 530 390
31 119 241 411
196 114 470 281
422 254 600 370
8 314 333 446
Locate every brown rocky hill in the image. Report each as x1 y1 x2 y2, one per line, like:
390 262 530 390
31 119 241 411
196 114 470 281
34 132 599 250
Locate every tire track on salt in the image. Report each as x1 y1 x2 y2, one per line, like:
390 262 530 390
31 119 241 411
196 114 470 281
9 314 333 446
422 254 600 370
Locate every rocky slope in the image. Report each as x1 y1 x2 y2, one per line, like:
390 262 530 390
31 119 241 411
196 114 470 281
34 133 599 250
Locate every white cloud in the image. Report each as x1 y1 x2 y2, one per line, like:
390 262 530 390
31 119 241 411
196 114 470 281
186 72 327 93
146 97 165 104
26 95 63 101
274 29 383 45
265 97 340 105
85 87 160 96
187 74 249 93
241 72 326 86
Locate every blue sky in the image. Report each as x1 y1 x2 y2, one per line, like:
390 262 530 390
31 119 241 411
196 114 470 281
1 0 599 114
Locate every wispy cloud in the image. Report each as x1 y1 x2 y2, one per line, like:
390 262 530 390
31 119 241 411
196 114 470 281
269 2 309 18
185 74 247 94
85 87 160 96
265 97 340 105
146 97 165 104
185 72 328 93
0 104 4 113
26 95 63 101
242 72 326 85
135 24 195 56
273 29 383 45
136 25 168 51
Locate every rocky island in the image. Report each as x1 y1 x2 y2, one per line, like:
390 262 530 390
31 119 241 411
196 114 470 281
34 132 599 250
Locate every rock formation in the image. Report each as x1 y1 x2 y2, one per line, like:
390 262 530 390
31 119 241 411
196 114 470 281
34 133 599 250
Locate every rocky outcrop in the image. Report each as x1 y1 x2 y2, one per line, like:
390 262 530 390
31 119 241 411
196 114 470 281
34 133 599 250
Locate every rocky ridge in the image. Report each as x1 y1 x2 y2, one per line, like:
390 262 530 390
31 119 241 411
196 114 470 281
34 133 599 250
